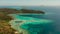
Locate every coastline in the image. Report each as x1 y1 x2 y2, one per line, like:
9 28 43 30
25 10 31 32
9 14 53 34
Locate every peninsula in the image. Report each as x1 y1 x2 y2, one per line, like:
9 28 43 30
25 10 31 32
0 8 45 14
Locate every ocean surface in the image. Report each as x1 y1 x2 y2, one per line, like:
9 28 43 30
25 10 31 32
0 6 60 34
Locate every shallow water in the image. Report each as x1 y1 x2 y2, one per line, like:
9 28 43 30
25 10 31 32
9 14 54 34
2 6 60 34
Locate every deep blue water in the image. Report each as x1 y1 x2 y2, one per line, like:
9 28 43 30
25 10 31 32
0 6 60 34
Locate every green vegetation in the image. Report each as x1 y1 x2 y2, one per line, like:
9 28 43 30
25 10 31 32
0 12 12 21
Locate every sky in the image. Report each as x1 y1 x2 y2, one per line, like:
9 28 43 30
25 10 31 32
0 0 60 6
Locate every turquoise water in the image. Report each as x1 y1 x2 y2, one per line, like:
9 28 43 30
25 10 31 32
9 14 54 34
0 6 60 34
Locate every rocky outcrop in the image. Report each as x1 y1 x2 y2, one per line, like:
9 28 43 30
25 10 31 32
21 9 45 14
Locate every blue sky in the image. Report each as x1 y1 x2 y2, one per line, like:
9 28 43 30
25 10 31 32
0 0 60 6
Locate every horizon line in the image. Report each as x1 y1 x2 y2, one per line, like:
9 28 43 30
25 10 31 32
0 5 60 6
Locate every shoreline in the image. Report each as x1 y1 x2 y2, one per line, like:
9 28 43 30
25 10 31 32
9 14 53 34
